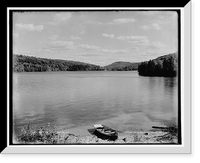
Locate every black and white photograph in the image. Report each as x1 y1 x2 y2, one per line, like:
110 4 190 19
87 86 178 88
2 3 192 154
12 9 180 145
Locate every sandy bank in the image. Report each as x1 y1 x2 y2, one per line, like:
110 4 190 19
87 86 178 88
16 130 176 144
54 130 178 144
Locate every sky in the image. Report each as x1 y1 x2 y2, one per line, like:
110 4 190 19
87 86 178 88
13 10 178 66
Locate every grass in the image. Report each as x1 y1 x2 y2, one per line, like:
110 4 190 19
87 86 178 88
16 124 58 144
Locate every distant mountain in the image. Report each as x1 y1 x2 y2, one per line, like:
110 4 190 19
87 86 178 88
104 61 140 71
13 54 104 72
138 52 178 77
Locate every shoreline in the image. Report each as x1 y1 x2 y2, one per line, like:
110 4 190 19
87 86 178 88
14 131 178 144
14 125 178 144
55 128 178 144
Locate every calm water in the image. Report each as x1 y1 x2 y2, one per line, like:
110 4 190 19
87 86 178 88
13 71 178 134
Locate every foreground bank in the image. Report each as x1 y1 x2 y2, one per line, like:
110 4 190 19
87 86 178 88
14 125 178 144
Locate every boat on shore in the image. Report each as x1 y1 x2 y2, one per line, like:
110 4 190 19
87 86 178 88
93 124 118 140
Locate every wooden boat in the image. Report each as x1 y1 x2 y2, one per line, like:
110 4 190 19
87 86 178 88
93 124 118 140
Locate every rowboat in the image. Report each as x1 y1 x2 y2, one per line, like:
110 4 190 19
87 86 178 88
93 124 118 140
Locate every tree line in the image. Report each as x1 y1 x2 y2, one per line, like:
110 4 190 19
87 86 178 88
138 53 178 77
13 55 104 72
13 53 178 76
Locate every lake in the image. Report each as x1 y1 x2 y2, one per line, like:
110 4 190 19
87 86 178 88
13 71 178 135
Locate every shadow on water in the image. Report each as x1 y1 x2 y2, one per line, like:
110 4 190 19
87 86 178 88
164 77 177 88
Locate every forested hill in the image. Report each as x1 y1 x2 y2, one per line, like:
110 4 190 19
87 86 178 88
138 52 178 77
13 53 178 74
104 61 140 71
13 55 104 72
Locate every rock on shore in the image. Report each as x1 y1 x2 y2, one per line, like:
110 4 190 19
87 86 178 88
55 131 178 144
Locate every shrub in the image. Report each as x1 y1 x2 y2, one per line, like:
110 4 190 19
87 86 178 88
16 124 58 144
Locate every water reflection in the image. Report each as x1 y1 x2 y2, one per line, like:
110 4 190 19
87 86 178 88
164 77 177 88
137 76 178 128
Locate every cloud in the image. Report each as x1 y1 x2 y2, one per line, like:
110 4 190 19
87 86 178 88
80 30 85 34
108 18 136 24
139 11 160 16
54 12 72 22
140 25 151 30
138 11 177 30
16 23 44 32
152 23 161 30
48 12 72 25
43 40 75 52
84 18 136 26
117 35 148 41
146 41 165 49
49 40 74 48
100 49 128 53
78 43 128 54
71 36 82 40
79 44 100 50
117 35 165 52
85 20 104 25
117 35 149 45
78 52 103 57
131 46 139 50
102 33 115 38
140 48 168 57
140 23 161 30
135 41 165 52
49 35 58 40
